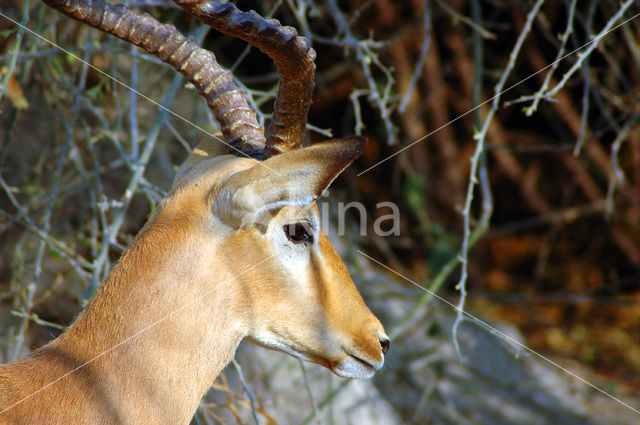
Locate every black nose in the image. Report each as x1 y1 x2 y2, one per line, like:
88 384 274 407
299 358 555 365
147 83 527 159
380 337 390 355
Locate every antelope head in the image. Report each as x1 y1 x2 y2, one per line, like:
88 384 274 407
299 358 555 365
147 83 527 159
39 0 390 380
173 136 389 378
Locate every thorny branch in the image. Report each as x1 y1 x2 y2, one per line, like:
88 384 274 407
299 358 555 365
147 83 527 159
1 1 639 423
452 0 545 356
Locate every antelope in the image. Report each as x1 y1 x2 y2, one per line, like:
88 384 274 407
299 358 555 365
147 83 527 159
0 1 390 424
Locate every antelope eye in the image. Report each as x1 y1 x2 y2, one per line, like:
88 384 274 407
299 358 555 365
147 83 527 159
284 223 313 244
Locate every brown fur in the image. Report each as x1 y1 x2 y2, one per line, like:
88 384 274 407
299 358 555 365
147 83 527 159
0 139 388 424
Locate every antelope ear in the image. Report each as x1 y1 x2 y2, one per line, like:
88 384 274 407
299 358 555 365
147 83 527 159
213 136 365 228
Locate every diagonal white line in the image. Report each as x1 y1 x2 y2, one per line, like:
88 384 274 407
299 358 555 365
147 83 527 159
4 3 639 418
356 249 640 416
0 252 277 414
357 10 640 176
0 11 282 176
0 7 283 414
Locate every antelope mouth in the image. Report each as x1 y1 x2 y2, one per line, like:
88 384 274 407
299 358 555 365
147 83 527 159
332 349 382 379
350 353 378 370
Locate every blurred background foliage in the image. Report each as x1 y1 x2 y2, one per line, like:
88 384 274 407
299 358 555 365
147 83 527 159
1 0 639 423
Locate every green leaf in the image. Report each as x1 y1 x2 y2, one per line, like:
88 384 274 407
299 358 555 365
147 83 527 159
85 84 103 100
0 28 17 38
47 247 63 260
403 174 427 213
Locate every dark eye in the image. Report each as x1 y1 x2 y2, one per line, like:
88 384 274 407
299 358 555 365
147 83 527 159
284 223 313 244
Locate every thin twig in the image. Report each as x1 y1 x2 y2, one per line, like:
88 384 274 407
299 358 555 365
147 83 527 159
525 0 577 115
10 311 65 331
452 0 545 357
84 74 183 299
399 0 431 113
299 380 351 425
435 0 496 40
325 0 396 144
605 112 640 218
231 359 260 425
298 359 322 425
545 0 636 99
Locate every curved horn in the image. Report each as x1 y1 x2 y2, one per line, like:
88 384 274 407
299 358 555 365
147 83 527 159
42 0 267 159
172 1 316 156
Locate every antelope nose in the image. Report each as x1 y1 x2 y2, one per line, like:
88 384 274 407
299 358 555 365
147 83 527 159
380 337 390 355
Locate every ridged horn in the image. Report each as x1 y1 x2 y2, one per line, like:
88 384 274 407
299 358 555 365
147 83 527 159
172 0 316 156
42 0 267 159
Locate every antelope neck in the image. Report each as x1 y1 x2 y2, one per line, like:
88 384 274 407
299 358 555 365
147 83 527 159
53 211 247 424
